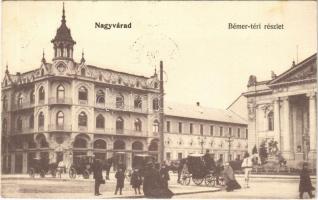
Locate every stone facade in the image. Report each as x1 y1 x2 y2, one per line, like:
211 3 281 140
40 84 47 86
243 54 317 167
163 103 248 162
1 6 161 174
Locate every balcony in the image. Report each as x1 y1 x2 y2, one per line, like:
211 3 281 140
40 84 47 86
12 101 35 111
100 103 148 114
14 128 34 134
79 100 88 105
115 129 146 137
49 98 72 105
48 124 72 131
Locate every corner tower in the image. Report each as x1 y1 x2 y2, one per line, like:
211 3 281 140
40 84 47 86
51 3 76 61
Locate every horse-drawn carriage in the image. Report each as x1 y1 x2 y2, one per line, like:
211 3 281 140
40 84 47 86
69 155 94 179
28 157 58 178
179 154 224 187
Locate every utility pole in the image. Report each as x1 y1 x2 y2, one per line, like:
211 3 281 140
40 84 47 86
159 61 164 162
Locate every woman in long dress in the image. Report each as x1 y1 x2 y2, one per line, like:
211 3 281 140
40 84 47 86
223 162 241 192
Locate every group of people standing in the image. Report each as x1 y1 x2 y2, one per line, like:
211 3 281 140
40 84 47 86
92 159 173 198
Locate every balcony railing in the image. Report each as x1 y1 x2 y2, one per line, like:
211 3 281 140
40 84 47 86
96 103 148 113
49 98 72 105
14 128 34 134
48 124 72 131
12 101 35 111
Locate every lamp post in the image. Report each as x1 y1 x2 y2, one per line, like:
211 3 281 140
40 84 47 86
302 134 309 161
226 136 234 161
198 136 206 154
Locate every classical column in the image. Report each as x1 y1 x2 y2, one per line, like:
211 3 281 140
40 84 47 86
273 98 281 145
281 97 291 159
307 92 316 160
22 152 27 173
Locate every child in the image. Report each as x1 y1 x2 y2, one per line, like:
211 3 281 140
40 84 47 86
115 168 125 195
130 169 142 195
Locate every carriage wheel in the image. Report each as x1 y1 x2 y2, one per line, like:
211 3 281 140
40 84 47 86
40 170 46 178
29 168 35 178
69 168 76 179
192 178 203 185
83 169 90 179
204 174 216 187
180 174 191 185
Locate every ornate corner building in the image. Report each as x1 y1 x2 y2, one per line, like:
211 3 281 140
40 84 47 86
1 6 161 174
243 54 317 167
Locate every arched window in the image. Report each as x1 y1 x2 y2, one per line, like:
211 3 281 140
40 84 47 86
113 140 125 150
99 74 103 81
96 90 105 104
29 115 34 128
17 93 23 106
39 136 49 148
39 86 45 101
268 111 274 131
30 90 35 104
153 120 159 133
3 95 7 111
38 112 44 127
56 111 64 127
57 85 65 100
78 112 87 127
94 140 106 149
40 69 44 76
17 116 22 131
81 68 86 76
132 141 143 151
153 98 159 111
74 137 87 148
149 140 158 151
134 119 142 131
134 96 142 109
154 82 158 89
116 94 124 108
116 117 124 133
96 114 105 129
78 86 88 101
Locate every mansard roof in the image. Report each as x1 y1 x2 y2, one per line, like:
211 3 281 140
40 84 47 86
165 102 247 125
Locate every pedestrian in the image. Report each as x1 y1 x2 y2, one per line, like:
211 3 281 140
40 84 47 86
177 159 187 183
159 163 170 189
104 158 112 180
215 157 224 185
57 160 65 178
130 168 142 195
299 162 315 199
92 159 104 196
203 149 216 171
115 168 125 195
223 162 241 192
241 152 253 188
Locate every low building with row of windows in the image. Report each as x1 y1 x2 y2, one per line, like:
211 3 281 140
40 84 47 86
1 5 248 173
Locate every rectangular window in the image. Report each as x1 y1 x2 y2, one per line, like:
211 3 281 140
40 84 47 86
179 122 182 133
166 152 171 160
246 128 248 139
210 125 214 136
200 124 203 135
237 128 241 138
166 121 170 132
178 153 183 160
190 123 193 134
229 127 232 137
220 127 223 137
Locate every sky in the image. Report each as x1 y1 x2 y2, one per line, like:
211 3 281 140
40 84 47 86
1 1 317 109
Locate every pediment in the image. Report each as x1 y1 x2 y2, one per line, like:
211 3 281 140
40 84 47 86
269 54 316 86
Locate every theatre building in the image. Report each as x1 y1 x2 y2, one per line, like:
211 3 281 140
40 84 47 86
243 54 317 167
1 6 161 174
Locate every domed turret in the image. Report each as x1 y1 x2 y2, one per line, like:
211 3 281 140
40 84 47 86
51 3 76 61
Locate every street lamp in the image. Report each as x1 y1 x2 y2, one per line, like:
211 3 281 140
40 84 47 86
198 136 206 154
226 135 234 161
302 134 309 161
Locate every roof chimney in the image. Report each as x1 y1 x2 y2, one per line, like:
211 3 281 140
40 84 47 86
196 102 200 106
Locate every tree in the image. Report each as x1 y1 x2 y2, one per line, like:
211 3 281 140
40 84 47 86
259 141 268 165
252 145 258 154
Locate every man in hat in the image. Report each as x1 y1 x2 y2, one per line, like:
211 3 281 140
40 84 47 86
92 159 104 196
299 162 315 199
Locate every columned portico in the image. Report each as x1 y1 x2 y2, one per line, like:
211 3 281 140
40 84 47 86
281 96 291 159
307 92 316 161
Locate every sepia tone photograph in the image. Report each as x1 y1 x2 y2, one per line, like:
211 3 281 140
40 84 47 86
1 1 317 199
